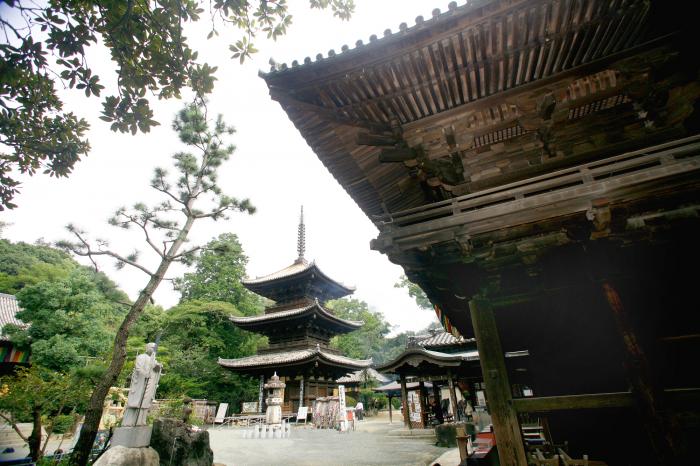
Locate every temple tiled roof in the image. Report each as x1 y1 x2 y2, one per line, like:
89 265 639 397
374 380 433 392
377 346 529 373
218 347 372 370
230 301 363 329
336 368 391 384
0 293 25 342
417 331 475 348
262 1 488 76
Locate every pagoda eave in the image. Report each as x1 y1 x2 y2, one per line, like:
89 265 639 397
230 302 363 335
218 349 371 378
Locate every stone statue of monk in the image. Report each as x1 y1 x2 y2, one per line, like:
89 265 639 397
122 342 162 427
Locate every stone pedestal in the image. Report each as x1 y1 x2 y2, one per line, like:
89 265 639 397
92 445 159 466
150 418 213 466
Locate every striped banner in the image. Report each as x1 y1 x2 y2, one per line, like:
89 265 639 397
0 345 29 364
434 304 461 338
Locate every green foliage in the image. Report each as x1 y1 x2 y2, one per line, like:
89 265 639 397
372 331 414 366
175 233 264 316
0 0 354 210
0 366 92 461
131 300 261 409
6 269 125 371
327 298 391 361
0 237 77 295
48 414 75 434
394 275 433 310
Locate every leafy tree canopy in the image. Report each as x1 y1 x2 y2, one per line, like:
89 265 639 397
175 233 264 316
327 298 391 362
130 300 262 409
0 238 128 301
394 274 433 310
5 269 126 371
0 366 95 461
0 0 354 210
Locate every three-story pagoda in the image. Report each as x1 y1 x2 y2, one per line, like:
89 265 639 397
218 208 371 413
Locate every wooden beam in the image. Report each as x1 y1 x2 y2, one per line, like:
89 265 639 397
512 392 634 412
379 147 418 163
512 388 700 413
469 298 528 466
356 132 399 146
402 34 676 132
268 86 389 132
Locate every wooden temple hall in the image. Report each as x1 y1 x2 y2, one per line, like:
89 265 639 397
218 209 371 414
260 1 700 464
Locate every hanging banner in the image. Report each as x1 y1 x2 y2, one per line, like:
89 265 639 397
434 304 461 338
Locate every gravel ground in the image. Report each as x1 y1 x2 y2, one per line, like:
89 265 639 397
208 414 450 466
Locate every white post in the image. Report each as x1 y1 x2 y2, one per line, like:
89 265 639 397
338 384 348 432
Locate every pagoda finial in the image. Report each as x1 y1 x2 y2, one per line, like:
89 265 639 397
297 206 305 260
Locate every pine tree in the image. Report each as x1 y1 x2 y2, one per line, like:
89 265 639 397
58 103 254 466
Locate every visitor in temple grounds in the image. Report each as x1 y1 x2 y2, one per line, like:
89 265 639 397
457 398 467 421
430 398 444 425
355 400 364 420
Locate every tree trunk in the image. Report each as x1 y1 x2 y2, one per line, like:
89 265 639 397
29 405 42 461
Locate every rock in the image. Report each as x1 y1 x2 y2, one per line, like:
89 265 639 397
150 418 213 466
93 445 159 466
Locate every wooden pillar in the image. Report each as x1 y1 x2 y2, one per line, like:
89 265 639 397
258 374 265 413
400 374 411 429
388 395 393 423
470 298 527 466
299 375 305 407
418 380 428 428
602 282 685 464
447 369 459 419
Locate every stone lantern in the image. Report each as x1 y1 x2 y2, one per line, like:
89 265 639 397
264 372 286 427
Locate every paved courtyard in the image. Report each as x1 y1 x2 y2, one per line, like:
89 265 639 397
208 413 455 466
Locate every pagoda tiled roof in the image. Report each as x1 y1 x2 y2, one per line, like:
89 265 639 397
242 258 313 285
218 347 372 370
241 258 355 298
0 293 26 342
230 300 363 330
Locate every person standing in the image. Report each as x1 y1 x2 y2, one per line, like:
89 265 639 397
355 400 364 421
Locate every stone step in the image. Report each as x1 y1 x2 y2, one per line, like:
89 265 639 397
387 428 436 439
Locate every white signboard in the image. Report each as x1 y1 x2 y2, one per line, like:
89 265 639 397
338 385 348 431
476 390 486 407
408 391 421 422
214 403 228 423
241 401 258 414
296 406 308 423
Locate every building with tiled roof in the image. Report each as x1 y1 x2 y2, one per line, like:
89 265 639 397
0 293 30 373
218 208 371 413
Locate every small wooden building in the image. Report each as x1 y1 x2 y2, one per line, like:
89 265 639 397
378 331 530 429
218 210 371 413
0 293 29 375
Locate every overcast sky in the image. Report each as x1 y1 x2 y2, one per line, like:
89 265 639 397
1 1 451 333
